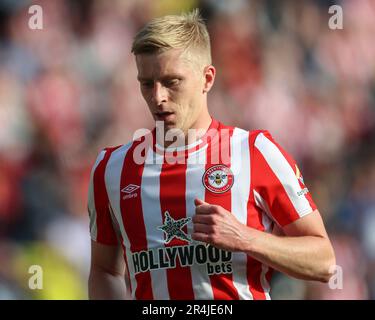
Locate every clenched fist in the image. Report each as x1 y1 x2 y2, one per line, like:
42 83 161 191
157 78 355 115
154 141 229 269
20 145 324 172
192 198 258 252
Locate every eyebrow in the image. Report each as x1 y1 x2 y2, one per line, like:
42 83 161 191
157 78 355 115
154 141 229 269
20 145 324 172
137 74 184 82
137 76 151 82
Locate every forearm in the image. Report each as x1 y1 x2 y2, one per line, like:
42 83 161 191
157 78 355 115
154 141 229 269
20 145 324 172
192 201 336 282
88 268 129 300
241 229 336 282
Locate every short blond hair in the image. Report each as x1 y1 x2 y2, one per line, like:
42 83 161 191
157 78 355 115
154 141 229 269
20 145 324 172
131 9 212 68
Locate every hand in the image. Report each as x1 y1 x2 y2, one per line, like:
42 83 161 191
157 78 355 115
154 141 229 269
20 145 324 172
192 198 257 252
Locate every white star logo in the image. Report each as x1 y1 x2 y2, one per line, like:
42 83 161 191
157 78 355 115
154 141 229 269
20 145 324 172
158 211 192 244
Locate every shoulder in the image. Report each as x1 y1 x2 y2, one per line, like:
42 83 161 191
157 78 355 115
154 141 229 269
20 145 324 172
93 129 154 171
216 119 270 140
94 144 123 166
91 141 132 173
225 124 274 146
248 129 274 146
229 127 288 166
216 120 276 149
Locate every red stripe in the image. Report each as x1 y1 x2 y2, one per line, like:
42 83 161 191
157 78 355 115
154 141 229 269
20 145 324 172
93 146 121 245
110 222 133 296
121 243 133 295
159 161 195 299
109 209 133 295
251 131 301 226
246 208 268 300
120 138 153 300
204 123 239 300
247 132 269 300
260 131 317 212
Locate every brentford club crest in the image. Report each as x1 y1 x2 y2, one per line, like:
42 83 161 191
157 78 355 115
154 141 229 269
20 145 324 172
202 165 234 194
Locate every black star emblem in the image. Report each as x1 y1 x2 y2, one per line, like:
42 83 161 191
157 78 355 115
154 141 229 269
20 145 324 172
158 211 192 243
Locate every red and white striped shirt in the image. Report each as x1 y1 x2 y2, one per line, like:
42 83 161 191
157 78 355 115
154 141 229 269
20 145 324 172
88 119 316 300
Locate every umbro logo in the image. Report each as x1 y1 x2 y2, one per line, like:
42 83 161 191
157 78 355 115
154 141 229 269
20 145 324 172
121 184 140 200
122 184 140 194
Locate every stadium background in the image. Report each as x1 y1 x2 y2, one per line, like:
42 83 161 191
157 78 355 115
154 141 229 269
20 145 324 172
0 0 374 299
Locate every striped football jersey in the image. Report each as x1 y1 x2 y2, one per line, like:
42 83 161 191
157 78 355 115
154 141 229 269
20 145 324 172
88 119 316 300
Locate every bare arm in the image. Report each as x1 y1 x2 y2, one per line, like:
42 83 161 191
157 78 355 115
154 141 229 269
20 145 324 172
192 199 336 282
88 241 130 299
243 210 336 282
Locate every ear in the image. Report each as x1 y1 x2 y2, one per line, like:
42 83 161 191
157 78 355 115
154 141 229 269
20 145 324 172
203 65 216 94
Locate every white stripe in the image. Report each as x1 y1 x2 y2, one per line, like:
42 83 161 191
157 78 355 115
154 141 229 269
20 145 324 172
254 133 313 217
261 212 273 234
230 128 253 300
184 144 208 165
105 143 137 299
140 149 170 299
88 150 106 242
253 190 276 231
260 264 272 300
186 149 214 299
252 190 274 297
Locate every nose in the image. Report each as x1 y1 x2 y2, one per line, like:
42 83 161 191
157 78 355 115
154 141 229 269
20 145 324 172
152 82 168 105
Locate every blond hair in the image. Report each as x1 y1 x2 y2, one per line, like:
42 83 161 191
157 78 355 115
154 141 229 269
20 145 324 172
131 9 212 68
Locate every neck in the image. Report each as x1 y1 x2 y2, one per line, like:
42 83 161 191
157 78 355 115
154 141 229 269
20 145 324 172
156 108 212 149
185 107 212 144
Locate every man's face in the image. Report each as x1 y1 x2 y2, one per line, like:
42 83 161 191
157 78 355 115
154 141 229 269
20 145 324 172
135 48 209 135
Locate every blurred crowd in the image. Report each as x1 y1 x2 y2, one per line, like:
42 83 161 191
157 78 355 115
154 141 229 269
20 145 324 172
0 0 374 299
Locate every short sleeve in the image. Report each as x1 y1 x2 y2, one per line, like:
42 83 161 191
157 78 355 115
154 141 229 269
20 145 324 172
88 148 119 245
251 130 317 227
